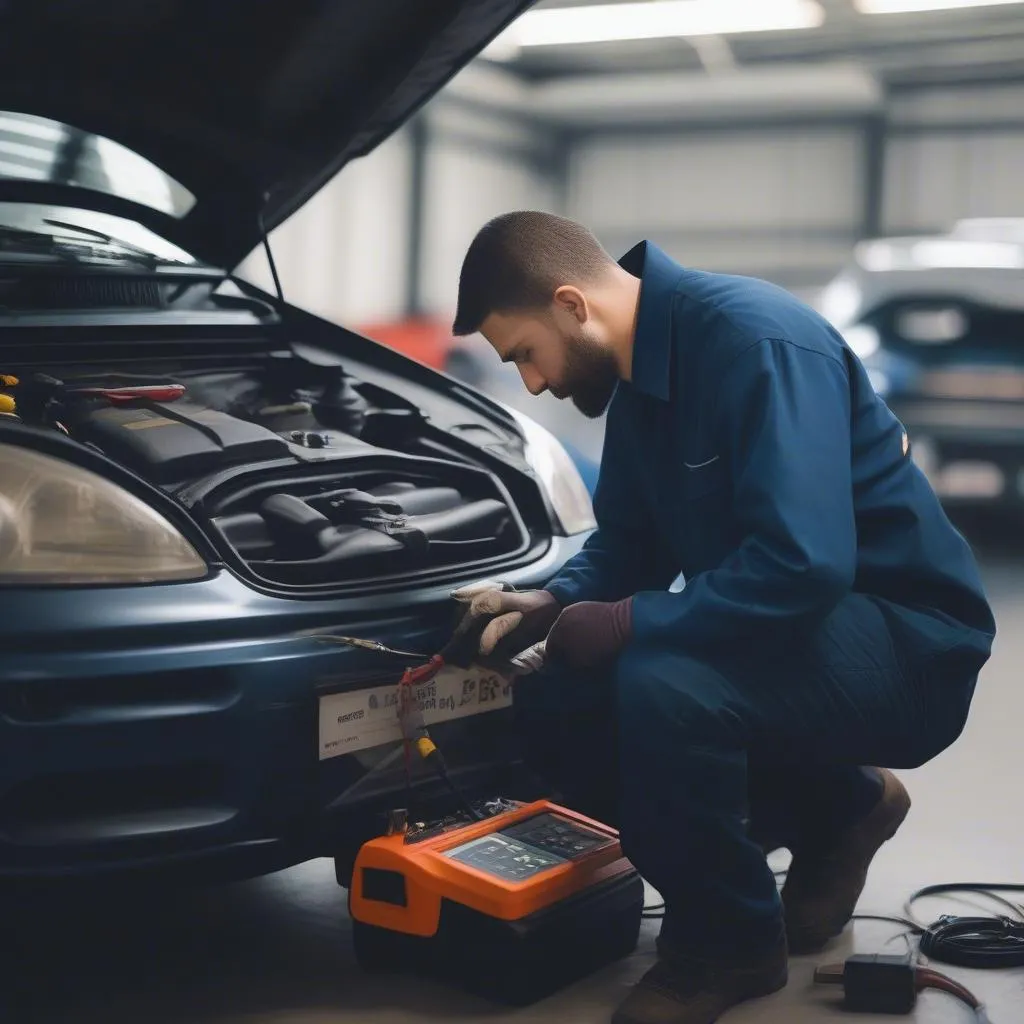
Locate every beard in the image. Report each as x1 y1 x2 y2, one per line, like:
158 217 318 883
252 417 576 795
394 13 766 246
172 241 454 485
553 329 620 419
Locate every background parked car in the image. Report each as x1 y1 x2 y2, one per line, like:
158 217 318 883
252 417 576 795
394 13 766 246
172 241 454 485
819 218 1024 510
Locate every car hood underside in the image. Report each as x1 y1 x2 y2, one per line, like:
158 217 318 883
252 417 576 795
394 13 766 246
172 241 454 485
0 0 535 267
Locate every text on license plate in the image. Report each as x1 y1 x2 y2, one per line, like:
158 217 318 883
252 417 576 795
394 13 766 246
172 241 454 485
318 665 512 761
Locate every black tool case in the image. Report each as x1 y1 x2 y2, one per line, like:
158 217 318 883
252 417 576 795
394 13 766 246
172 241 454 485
351 869 644 1005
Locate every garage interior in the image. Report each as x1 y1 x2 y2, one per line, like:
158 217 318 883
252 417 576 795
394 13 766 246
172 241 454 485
241 0 1024 475
5 1 1024 1023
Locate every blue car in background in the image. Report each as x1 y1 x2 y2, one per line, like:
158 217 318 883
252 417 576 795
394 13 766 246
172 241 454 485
0 0 597 886
820 218 1024 510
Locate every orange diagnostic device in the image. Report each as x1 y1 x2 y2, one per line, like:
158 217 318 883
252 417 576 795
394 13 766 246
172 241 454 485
348 797 644 1004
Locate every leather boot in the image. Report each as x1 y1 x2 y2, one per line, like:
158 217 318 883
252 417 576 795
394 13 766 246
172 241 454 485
611 935 788 1024
783 767 911 953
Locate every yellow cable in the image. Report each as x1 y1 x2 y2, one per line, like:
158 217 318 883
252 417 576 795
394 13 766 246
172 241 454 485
415 736 437 760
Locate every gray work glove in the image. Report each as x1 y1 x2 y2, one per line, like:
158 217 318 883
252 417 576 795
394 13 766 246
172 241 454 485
508 640 547 676
447 579 562 666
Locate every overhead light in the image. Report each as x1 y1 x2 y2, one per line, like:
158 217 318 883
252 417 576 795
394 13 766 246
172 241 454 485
856 0 1024 13
483 0 824 59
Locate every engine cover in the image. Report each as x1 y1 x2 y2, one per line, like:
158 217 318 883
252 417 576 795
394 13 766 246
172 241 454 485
71 401 290 483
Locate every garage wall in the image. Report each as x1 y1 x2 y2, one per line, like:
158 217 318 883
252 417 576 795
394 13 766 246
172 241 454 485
236 98 558 327
238 76 1024 326
883 84 1024 234
418 103 560 316
236 128 413 325
566 126 865 297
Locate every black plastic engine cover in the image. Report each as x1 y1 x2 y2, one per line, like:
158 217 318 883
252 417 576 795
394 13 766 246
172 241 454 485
75 401 289 483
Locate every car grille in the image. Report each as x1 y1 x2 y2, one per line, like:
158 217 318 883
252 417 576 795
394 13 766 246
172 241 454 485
0 669 239 725
0 762 233 848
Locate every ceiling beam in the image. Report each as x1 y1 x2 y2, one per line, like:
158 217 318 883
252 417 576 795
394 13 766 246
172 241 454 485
446 60 882 125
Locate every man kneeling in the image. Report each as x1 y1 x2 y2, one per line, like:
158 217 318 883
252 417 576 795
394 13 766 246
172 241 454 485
447 212 995 1024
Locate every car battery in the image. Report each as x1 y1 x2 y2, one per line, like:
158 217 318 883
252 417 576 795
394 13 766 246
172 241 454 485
348 798 644 1005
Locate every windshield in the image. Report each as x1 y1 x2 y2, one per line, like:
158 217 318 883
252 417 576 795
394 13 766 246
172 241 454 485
0 111 195 218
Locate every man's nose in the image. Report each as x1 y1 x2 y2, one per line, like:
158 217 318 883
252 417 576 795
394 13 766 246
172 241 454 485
519 365 547 396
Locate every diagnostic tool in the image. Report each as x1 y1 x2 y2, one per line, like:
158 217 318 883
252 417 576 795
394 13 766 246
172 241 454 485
348 798 644 1004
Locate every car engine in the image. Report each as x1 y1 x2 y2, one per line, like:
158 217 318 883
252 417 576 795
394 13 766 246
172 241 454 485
0 347 540 595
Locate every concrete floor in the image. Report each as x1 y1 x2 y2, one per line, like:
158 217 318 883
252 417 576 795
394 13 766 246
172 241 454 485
5 525 1024 1024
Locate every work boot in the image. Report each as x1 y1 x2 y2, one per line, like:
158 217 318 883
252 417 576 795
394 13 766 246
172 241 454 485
783 767 911 954
611 936 788 1024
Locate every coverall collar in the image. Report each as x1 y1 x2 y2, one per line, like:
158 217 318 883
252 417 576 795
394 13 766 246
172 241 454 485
618 240 682 402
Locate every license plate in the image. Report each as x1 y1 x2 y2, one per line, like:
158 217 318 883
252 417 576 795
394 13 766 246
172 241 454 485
318 665 513 761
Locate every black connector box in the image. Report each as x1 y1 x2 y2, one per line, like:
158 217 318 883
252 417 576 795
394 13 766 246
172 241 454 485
843 953 917 1014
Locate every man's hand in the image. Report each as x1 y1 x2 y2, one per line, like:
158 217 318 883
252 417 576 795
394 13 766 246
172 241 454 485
545 598 633 670
443 580 562 666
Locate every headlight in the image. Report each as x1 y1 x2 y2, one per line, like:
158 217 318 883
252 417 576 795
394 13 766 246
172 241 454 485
843 324 881 361
0 443 208 585
505 408 596 535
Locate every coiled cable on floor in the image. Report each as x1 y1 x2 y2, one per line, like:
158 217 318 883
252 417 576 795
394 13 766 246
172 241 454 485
906 883 1024 970
918 915 1024 969
643 874 1024 970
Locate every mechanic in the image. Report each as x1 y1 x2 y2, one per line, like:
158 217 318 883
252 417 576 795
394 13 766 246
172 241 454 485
446 211 996 1024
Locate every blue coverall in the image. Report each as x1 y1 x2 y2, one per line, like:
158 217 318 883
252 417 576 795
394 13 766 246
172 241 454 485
515 241 996 957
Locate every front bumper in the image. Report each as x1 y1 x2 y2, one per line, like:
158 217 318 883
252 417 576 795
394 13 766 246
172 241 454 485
0 535 585 881
894 397 1024 505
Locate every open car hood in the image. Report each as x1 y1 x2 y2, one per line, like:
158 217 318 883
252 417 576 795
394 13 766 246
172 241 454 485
0 0 534 268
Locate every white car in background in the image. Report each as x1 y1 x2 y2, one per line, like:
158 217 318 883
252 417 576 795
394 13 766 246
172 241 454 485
820 218 1024 509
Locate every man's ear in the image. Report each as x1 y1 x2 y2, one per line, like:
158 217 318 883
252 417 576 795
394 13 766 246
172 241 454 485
553 285 589 325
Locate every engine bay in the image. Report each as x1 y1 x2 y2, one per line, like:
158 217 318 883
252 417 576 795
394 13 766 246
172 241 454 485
0 342 544 594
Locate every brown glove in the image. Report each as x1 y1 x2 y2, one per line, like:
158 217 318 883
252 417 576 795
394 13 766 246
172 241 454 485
445 580 562 666
545 598 633 670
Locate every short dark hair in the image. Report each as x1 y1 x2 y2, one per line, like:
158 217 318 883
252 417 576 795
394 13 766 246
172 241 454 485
452 211 614 336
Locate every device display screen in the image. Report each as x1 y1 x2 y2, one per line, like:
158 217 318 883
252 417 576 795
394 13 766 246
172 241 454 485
443 813 613 882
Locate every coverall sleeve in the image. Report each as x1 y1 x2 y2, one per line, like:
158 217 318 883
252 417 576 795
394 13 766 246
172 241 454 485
629 336 857 655
545 397 677 606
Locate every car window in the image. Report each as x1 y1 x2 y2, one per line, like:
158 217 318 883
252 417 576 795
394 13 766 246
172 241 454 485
0 111 195 218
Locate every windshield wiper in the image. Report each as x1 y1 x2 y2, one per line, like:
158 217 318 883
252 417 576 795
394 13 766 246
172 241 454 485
42 218 178 265
0 225 79 262
0 220 179 269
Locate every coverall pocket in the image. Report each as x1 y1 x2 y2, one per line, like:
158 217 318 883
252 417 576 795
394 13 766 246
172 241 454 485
678 458 732 571
682 456 726 499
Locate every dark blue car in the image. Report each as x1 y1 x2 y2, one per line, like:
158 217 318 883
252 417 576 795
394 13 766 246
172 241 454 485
0 0 595 885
